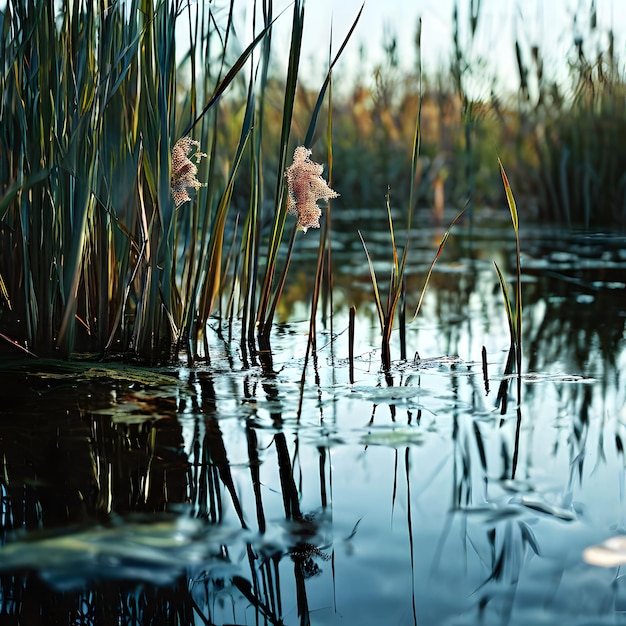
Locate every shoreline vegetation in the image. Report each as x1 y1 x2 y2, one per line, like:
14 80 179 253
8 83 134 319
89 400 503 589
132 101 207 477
0 0 623 362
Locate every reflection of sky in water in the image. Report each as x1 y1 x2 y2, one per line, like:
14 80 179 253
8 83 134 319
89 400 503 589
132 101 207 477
188 221 625 623
1 224 625 624
198 290 624 622
217 404 617 623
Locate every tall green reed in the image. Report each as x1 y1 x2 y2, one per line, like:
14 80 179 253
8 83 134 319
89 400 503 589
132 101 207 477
493 159 523 477
358 18 468 372
253 0 305 359
494 160 522 411
0 0 311 363
357 19 423 372
236 1 362 373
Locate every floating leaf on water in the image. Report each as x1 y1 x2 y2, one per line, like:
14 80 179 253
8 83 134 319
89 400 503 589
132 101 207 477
549 251 578 263
455 504 525 522
584 536 626 568
92 388 182 423
412 355 465 368
498 478 536 493
106 407 162 425
519 496 576 521
70 365 179 386
523 372 597 384
361 428 423 447
433 262 469 274
303 432 346 448
350 386 423 402
576 293 595 304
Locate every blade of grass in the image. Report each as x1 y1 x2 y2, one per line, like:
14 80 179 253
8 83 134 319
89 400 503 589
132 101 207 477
358 230 385 330
498 158 523 401
196 131 252 347
494 260 517 413
411 200 469 322
0 332 38 357
493 260 516 345
359 21 421 370
239 0 274 361
299 5 363 365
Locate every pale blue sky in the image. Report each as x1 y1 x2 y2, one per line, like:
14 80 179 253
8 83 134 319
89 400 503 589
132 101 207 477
262 0 625 95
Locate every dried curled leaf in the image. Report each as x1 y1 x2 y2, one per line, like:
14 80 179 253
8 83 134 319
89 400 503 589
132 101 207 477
170 136 207 208
285 146 339 233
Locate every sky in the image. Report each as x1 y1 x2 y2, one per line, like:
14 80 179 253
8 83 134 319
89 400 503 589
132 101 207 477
253 0 625 95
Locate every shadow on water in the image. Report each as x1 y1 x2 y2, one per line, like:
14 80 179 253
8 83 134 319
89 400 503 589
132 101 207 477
0 223 625 625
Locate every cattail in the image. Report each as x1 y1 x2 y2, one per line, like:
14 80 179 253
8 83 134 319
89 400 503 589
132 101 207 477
170 136 207 208
284 146 339 233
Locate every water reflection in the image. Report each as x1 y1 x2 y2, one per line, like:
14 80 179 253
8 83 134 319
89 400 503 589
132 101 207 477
0 224 625 625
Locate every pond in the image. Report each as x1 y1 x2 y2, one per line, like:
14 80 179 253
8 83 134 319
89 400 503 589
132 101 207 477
1 212 625 625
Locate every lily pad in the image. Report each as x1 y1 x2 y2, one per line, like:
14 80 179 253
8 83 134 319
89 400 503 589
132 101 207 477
361 428 423 447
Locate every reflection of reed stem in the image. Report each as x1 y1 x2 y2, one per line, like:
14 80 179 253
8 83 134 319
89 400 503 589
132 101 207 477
274 433 301 520
512 407 522 479
405 448 418 626
246 425 266 533
318 446 329 509
204 417 247 528
257 333 275 376
294 559 311 626
481 345 490 395
349 306 356 384
400 279 407 361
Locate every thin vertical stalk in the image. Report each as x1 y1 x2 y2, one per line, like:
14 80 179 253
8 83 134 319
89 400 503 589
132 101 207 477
255 0 305 339
349 305 356 384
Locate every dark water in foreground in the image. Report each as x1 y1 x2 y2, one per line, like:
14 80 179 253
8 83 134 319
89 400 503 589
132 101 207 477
1 219 625 625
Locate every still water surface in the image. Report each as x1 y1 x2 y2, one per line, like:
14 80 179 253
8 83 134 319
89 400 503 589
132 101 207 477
0 216 625 625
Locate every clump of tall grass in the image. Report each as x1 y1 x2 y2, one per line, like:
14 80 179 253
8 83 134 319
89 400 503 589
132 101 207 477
512 5 626 227
323 1 626 228
357 19 470 373
0 0 360 364
3 0 618 367
1 0 223 361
